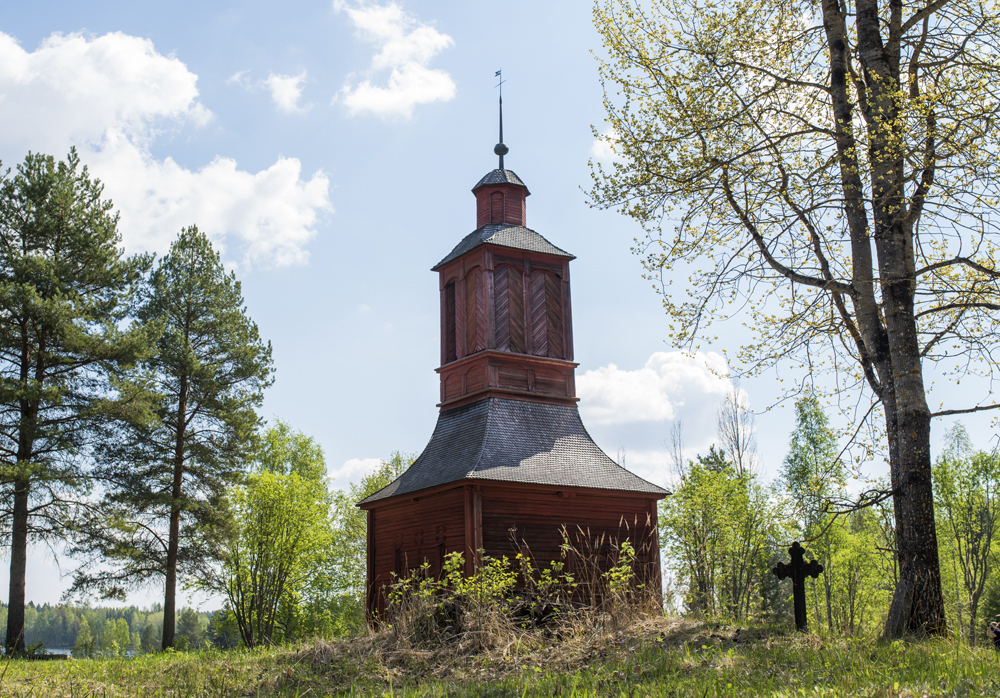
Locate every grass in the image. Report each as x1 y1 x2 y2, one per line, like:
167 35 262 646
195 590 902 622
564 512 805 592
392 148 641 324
3 618 1000 696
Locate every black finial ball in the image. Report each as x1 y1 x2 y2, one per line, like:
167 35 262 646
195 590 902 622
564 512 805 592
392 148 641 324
494 142 509 156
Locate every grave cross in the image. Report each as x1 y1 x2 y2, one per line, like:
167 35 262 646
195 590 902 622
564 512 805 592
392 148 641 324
772 541 824 631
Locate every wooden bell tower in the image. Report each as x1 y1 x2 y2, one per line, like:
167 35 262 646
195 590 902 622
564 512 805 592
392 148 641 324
358 96 667 622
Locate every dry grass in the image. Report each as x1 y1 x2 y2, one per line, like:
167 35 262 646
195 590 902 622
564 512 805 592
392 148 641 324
4 616 1000 696
292 613 698 688
373 526 662 658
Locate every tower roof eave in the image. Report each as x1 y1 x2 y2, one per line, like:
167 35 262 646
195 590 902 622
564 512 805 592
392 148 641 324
357 398 669 506
432 224 574 271
472 169 530 194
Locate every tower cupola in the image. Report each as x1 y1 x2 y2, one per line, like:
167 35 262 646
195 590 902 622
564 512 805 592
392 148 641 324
473 170 529 228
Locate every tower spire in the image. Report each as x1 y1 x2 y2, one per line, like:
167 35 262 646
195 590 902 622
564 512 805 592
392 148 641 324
494 70 508 170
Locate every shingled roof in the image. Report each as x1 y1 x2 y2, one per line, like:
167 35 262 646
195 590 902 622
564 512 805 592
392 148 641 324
432 224 574 270
472 168 529 193
358 398 668 505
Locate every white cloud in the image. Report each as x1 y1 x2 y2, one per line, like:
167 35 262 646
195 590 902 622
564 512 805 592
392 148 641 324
330 457 382 487
0 31 211 152
334 1 455 119
578 351 731 426
265 71 310 114
0 31 332 269
90 131 331 268
590 127 621 163
229 69 312 115
578 352 735 487
226 69 252 88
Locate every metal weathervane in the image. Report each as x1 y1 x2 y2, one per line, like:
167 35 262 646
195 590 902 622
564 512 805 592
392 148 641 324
494 70 508 169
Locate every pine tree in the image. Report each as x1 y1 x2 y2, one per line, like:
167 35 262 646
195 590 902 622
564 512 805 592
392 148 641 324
0 150 155 653
67 226 273 649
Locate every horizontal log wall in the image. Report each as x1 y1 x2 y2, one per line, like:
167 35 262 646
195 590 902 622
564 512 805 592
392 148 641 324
479 486 660 580
368 486 466 621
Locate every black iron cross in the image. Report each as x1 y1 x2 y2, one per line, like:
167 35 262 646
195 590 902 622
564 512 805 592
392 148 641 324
772 541 824 631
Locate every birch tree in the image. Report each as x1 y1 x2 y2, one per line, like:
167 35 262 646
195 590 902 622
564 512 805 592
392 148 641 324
591 0 1000 633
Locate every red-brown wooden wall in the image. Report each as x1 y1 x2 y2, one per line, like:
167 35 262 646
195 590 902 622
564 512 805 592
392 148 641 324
365 481 661 621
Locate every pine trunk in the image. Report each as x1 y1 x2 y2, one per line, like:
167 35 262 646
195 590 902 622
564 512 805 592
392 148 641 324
162 374 188 650
5 480 30 654
162 504 180 650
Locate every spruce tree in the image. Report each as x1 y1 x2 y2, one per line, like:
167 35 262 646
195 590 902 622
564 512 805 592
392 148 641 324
0 150 154 654
68 226 273 649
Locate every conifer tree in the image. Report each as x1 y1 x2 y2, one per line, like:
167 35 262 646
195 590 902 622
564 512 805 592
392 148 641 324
176 607 204 648
68 226 273 649
0 150 154 653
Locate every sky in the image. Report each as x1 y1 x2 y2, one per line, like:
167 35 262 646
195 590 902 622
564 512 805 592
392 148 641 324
0 0 993 608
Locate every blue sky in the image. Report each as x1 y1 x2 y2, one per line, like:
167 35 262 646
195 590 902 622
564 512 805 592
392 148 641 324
0 1 989 606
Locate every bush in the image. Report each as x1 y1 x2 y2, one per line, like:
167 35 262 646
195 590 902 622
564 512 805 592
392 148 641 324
380 531 659 652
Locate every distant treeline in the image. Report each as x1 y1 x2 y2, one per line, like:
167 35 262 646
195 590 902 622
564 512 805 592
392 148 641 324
0 603 227 652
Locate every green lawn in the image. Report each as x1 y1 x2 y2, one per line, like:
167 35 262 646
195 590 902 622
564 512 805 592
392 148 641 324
3 618 1000 696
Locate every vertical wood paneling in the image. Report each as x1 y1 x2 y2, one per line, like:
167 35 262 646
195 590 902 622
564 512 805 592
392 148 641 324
507 194 526 226
509 267 525 354
475 269 486 352
545 273 564 359
444 282 457 363
475 185 526 227
455 273 466 359
561 261 574 362
366 510 376 622
494 268 510 351
530 272 547 356
477 191 490 228
477 272 487 353
465 267 485 354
